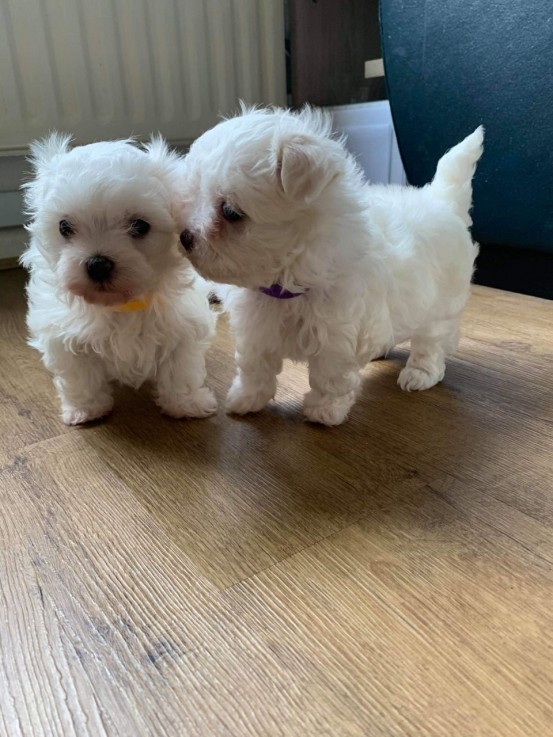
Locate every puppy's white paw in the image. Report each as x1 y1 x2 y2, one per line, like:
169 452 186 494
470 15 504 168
159 387 218 419
303 391 354 427
62 403 113 426
398 366 444 392
226 379 273 415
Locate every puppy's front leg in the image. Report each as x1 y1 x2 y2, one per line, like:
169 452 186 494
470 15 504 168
226 344 283 415
44 344 113 425
305 350 361 426
156 342 217 419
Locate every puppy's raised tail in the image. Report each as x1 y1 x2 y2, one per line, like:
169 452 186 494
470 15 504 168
430 126 484 226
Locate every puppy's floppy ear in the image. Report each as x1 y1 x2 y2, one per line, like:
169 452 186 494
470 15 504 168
22 132 72 217
144 134 182 169
28 132 72 172
275 135 337 203
144 134 185 222
144 134 183 188
144 133 170 160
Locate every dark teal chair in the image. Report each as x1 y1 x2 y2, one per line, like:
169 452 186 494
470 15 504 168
380 0 553 298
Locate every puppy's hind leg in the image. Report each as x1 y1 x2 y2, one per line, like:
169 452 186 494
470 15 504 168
398 316 460 392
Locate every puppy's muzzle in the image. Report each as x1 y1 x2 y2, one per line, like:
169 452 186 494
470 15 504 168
86 255 115 283
180 229 195 253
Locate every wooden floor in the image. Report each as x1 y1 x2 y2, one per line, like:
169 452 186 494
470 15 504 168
1 268 552 737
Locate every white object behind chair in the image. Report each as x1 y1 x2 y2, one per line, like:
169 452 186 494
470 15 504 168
329 101 406 185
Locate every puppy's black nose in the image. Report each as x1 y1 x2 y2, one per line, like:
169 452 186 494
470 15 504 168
180 229 195 253
86 255 115 283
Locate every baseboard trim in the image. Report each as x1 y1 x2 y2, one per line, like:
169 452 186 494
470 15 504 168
0 257 22 271
0 258 22 271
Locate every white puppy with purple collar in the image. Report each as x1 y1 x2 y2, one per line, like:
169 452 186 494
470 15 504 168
178 106 483 426
22 134 217 425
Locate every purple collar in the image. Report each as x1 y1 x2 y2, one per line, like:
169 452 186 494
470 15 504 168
259 284 306 299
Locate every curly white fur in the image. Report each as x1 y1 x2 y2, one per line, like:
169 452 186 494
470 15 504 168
22 134 217 425
178 106 483 426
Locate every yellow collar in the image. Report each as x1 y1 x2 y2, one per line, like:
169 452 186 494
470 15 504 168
113 293 153 313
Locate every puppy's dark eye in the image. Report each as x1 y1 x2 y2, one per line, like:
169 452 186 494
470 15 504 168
221 202 244 223
129 219 151 238
59 219 74 238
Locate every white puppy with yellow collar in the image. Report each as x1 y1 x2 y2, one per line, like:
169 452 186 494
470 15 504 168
178 106 483 426
22 134 217 425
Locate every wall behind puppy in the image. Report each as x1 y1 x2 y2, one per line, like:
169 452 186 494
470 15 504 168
0 0 287 256
288 0 384 107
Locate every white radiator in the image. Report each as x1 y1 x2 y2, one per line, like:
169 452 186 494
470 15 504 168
0 0 286 155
